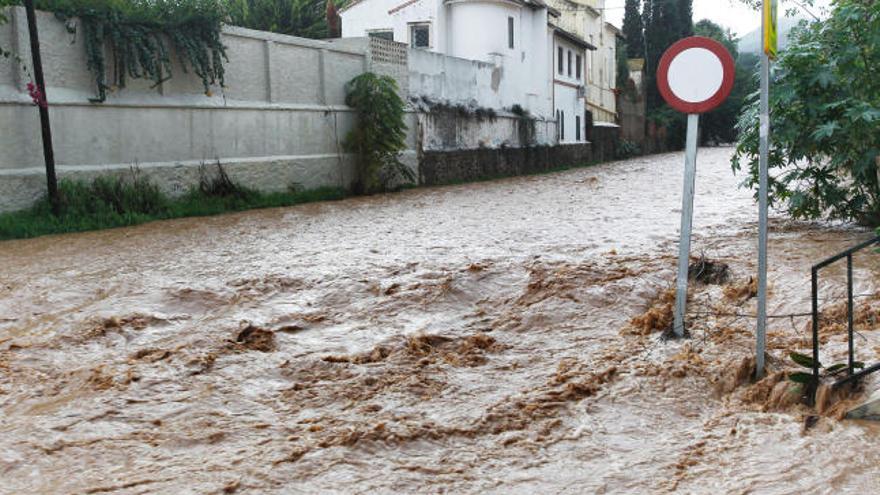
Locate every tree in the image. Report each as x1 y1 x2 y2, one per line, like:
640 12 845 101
677 0 693 38
616 38 630 90
694 19 736 57
622 0 644 58
733 0 880 225
223 0 341 39
642 0 692 149
644 0 690 112
694 19 758 146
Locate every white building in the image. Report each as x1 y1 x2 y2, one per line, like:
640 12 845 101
552 26 591 143
544 0 620 124
340 0 592 143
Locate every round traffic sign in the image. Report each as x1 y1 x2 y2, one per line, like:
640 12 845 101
656 36 735 114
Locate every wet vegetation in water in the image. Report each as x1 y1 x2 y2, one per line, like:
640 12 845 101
0 165 346 240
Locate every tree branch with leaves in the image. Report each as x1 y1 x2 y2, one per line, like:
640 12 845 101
732 0 880 225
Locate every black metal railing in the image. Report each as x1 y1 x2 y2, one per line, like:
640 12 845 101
811 235 880 398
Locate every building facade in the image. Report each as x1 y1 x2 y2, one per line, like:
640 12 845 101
340 0 591 143
552 27 590 143
543 0 620 124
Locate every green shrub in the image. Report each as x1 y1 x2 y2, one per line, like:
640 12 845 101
344 72 412 194
615 140 641 159
197 161 254 200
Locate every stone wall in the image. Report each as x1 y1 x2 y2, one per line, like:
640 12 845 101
420 126 617 186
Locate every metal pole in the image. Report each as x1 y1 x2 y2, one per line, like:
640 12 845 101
672 113 700 338
23 0 60 215
847 254 854 375
811 268 819 406
756 2 771 380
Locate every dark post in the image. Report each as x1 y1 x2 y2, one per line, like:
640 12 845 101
847 254 854 376
23 0 60 215
811 268 819 405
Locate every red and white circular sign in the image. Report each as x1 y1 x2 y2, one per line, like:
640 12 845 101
657 36 735 114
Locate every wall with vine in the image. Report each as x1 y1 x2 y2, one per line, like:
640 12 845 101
22 0 228 102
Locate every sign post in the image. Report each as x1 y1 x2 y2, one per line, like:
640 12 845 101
756 0 778 379
23 0 60 215
656 37 736 337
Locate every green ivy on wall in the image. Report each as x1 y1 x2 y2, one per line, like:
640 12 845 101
33 0 227 102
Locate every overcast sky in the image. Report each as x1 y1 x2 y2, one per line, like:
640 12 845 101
605 0 832 38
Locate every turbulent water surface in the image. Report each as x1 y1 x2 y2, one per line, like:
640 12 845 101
1 148 879 494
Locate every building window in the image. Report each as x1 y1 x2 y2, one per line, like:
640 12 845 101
567 50 572 77
576 54 582 80
369 30 394 41
557 47 563 75
508 17 514 49
555 111 560 140
576 116 581 141
410 24 430 49
585 110 592 140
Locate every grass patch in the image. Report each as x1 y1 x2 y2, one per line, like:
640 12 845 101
0 165 347 241
0 157 602 241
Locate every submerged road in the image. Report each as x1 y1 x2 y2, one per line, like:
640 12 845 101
1 148 879 494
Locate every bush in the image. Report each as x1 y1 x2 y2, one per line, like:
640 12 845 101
616 140 641 159
733 1 880 224
344 72 412 194
198 161 253 200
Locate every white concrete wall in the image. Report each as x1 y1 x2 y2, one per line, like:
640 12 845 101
408 48 503 109
447 1 519 61
0 7 396 212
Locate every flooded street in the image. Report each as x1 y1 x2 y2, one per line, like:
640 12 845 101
1 147 879 494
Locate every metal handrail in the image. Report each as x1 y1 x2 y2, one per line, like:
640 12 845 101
810 235 880 401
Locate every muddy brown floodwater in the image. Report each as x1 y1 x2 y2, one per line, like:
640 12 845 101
2 148 880 494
